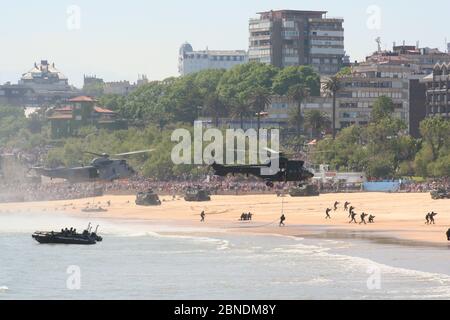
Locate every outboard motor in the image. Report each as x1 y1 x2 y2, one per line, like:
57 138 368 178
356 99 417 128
91 225 103 242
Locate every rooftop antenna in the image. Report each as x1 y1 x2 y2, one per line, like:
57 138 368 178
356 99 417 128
375 37 382 53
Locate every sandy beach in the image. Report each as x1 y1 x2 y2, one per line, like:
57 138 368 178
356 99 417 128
1 192 449 247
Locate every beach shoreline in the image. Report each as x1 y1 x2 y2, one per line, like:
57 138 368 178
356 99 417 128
1 192 449 248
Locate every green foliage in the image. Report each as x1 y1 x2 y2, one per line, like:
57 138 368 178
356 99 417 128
272 66 320 96
323 76 342 140
336 66 352 77
365 155 396 179
419 116 450 160
304 110 330 138
414 116 450 177
217 62 278 104
98 94 126 111
0 106 27 145
313 111 411 178
247 86 272 133
372 96 395 122
0 63 448 181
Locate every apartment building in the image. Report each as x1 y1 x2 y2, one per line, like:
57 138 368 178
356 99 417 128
421 63 450 119
267 95 332 127
337 63 413 129
248 10 345 75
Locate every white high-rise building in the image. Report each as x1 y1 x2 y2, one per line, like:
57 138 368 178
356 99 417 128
178 42 248 76
248 10 345 75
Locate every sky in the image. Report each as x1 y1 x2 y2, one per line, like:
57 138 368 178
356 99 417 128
0 0 449 87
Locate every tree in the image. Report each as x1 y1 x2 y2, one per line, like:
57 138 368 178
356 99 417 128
99 94 126 111
323 76 342 140
230 93 252 129
247 87 272 136
287 84 310 138
217 62 278 105
122 81 169 120
366 155 396 179
288 108 303 139
204 92 225 127
272 66 320 96
0 106 27 145
304 110 330 139
164 76 202 123
336 66 352 77
419 116 450 161
272 65 320 96
372 96 395 122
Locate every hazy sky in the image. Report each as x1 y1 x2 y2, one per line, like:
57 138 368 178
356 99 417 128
0 0 449 87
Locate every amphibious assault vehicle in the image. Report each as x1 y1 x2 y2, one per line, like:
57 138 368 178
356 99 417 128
32 223 102 245
136 189 162 206
184 187 211 202
431 189 450 200
289 184 320 197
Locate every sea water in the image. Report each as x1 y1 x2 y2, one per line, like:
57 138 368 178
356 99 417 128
1 212 450 300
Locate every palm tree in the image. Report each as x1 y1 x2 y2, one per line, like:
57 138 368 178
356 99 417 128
204 92 225 127
304 110 330 139
288 84 310 138
230 98 252 130
323 76 342 140
247 87 272 136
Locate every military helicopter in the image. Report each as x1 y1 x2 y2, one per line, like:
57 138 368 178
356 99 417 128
211 148 314 188
32 149 154 182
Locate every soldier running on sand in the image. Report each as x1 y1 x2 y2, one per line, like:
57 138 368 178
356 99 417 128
430 212 438 225
369 215 376 224
279 214 286 227
200 211 206 222
348 206 355 218
334 201 340 211
344 202 351 212
425 213 430 225
360 213 368 225
349 212 358 224
325 208 332 219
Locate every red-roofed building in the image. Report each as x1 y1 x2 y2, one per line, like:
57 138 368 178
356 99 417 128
48 96 126 138
68 96 96 102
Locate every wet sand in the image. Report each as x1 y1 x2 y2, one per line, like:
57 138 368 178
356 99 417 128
0 192 449 247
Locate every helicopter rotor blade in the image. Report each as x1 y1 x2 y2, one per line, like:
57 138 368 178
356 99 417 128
264 147 281 155
114 149 155 157
84 151 109 158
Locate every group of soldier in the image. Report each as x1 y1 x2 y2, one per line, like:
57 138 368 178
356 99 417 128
425 212 438 225
325 201 376 225
60 227 77 235
240 212 253 221
196 200 450 242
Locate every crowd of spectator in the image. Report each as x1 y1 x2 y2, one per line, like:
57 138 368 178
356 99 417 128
0 175 448 203
0 182 102 203
400 178 450 193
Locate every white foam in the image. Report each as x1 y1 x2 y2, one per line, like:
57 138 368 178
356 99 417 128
271 242 450 292
0 286 8 292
